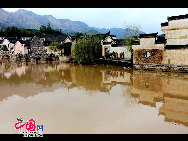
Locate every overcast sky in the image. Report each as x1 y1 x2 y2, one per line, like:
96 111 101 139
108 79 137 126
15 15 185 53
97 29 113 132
3 8 188 34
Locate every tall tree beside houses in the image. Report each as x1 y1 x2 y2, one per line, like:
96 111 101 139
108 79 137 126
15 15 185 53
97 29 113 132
74 34 102 64
49 41 61 52
39 23 64 35
1 45 9 51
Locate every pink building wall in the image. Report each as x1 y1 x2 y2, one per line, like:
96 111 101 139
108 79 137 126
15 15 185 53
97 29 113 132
14 41 26 55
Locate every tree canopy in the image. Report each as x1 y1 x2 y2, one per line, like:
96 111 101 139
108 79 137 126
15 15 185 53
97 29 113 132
0 23 65 37
39 23 63 35
49 41 61 52
74 34 102 64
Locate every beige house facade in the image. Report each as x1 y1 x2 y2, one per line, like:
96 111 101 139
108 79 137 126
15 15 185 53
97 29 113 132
132 14 188 72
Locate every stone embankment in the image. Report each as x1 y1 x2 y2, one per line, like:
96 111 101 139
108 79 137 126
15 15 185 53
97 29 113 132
134 64 188 73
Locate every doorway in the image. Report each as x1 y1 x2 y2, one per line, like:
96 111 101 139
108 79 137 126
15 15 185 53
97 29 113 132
63 42 72 56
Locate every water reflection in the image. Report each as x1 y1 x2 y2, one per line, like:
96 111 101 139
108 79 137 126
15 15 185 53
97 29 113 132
0 61 188 133
0 61 132 100
131 70 188 127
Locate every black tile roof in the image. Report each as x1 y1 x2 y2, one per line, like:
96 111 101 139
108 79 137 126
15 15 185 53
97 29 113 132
19 40 31 46
132 33 166 45
167 14 188 21
161 14 188 27
161 22 169 27
35 33 67 42
131 40 140 45
139 33 158 38
97 31 116 40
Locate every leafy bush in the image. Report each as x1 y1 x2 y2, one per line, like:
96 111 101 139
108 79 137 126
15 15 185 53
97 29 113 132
74 34 102 64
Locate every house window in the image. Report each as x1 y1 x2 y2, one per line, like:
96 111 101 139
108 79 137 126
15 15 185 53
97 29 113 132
144 51 151 58
168 59 170 64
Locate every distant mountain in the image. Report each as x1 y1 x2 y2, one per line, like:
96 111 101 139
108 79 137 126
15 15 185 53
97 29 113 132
0 8 146 38
93 27 145 39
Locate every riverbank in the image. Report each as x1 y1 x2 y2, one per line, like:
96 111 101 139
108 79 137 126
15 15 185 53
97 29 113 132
1 54 188 73
134 63 188 73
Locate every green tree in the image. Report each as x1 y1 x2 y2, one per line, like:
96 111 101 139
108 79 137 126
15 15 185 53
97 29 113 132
74 34 102 64
1 45 9 51
49 42 61 52
39 23 63 35
0 25 64 37
3 26 21 37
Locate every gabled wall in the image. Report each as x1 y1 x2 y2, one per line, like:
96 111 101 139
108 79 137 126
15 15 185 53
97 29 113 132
14 41 26 55
132 37 164 64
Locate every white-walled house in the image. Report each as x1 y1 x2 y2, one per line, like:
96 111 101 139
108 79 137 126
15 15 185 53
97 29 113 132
0 38 14 54
101 34 131 59
132 14 188 72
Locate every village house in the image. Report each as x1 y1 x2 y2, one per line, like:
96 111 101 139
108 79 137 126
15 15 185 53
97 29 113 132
30 36 45 56
132 13 188 72
13 41 28 55
0 38 15 54
101 31 131 59
0 36 32 55
161 14 188 66
35 33 75 56
0 33 75 57
132 33 165 65
19 37 31 54
61 35 76 56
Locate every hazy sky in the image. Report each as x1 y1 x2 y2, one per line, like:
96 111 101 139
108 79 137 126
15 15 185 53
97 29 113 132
3 8 188 34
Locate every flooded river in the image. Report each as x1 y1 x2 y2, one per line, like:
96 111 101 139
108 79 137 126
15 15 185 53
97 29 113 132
0 60 188 134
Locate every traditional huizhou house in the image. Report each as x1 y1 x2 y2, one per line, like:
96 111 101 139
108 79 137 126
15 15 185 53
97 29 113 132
19 38 31 54
36 33 66 46
30 36 45 56
0 38 15 54
35 33 75 56
61 35 75 56
132 33 165 69
0 39 9 55
101 31 131 59
132 13 188 72
13 41 28 55
161 14 188 66
101 31 116 57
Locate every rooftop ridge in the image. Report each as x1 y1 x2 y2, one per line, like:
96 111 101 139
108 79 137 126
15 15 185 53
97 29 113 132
167 14 188 21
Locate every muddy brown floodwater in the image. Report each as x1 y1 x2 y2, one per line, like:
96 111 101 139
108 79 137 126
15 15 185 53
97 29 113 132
0 60 188 134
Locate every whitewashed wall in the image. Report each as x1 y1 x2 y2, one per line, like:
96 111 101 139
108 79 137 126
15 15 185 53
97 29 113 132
161 18 188 45
109 46 131 59
102 45 131 59
132 38 164 50
168 18 188 29
162 50 188 65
